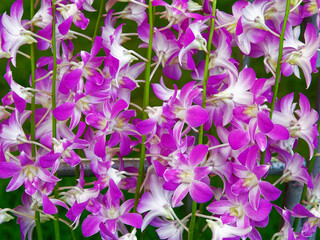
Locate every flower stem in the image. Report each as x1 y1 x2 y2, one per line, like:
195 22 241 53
261 0 290 165
92 0 106 45
269 0 290 118
30 1 43 239
198 0 217 145
189 1 217 240
35 209 43 240
52 1 60 240
134 0 154 211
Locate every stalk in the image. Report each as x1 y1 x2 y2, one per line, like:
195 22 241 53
269 0 290 117
134 0 153 211
92 0 106 45
35 209 43 240
51 1 60 239
260 0 290 165
189 1 217 240
198 0 217 145
30 0 43 239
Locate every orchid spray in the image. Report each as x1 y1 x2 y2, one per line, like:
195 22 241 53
1 0 320 239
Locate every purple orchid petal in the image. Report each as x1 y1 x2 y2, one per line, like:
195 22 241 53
193 166 212 181
136 118 157 135
52 102 76 121
257 111 274 134
82 215 105 237
110 99 128 119
163 64 181 80
190 181 213 203
38 151 61 168
64 68 83 89
0 162 22 178
189 144 208 167
164 169 182 184
248 185 260 211
244 198 271 221
42 194 57 214
172 183 189 207
119 213 142 228
67 201 88 221
259 181 281 201
6 172 24 192
185 105 208 127
267 124 289 140
99 222 117 240
12 92 26 113
255 132 267 151
228 129 249 150
207 200 234 214
58 16 73 35
94 135 106 158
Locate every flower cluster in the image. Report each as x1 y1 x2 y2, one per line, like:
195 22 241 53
0 0 320 239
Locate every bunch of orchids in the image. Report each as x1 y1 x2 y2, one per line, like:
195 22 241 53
1 0 320 239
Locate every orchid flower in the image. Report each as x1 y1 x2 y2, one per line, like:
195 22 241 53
163 144 213 206
272 93 319 159
82 179 142 237
1 0 38 66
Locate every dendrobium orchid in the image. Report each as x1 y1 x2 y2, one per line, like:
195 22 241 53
1 0 320 239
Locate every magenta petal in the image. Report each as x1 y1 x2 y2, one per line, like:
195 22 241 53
94 135 106 158
244 198 271 222
172 184 189 207
164 169 182 184
58 16 73 35
65 69 83 89
119 213 142 228
53 102 76 121
0 162 22 178
136 119 157 135
228 129 249 150
82 215 105 237
42 194 57 214
292 204 314 218
6 172 24 192
185 105 208 127
163 64 181 81
190 181 213 203
66 201 88 221
193 166 211 181
257 111 274 134
249 186 260 211
189 144 208 167
207 200 234 214
38 152 61 168
255 132 267 151
110 99 128 119
99 222 117 240
267 124 289 140
259 181 281 201
12 92 26 113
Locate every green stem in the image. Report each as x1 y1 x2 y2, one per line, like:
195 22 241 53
30 1 43 239
52 2 60 240
189 1 217 240
92 0 106 45
261 0 290 165
35 209 43 240
198 0 217 145
269 0 290 118
134 0 154 211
